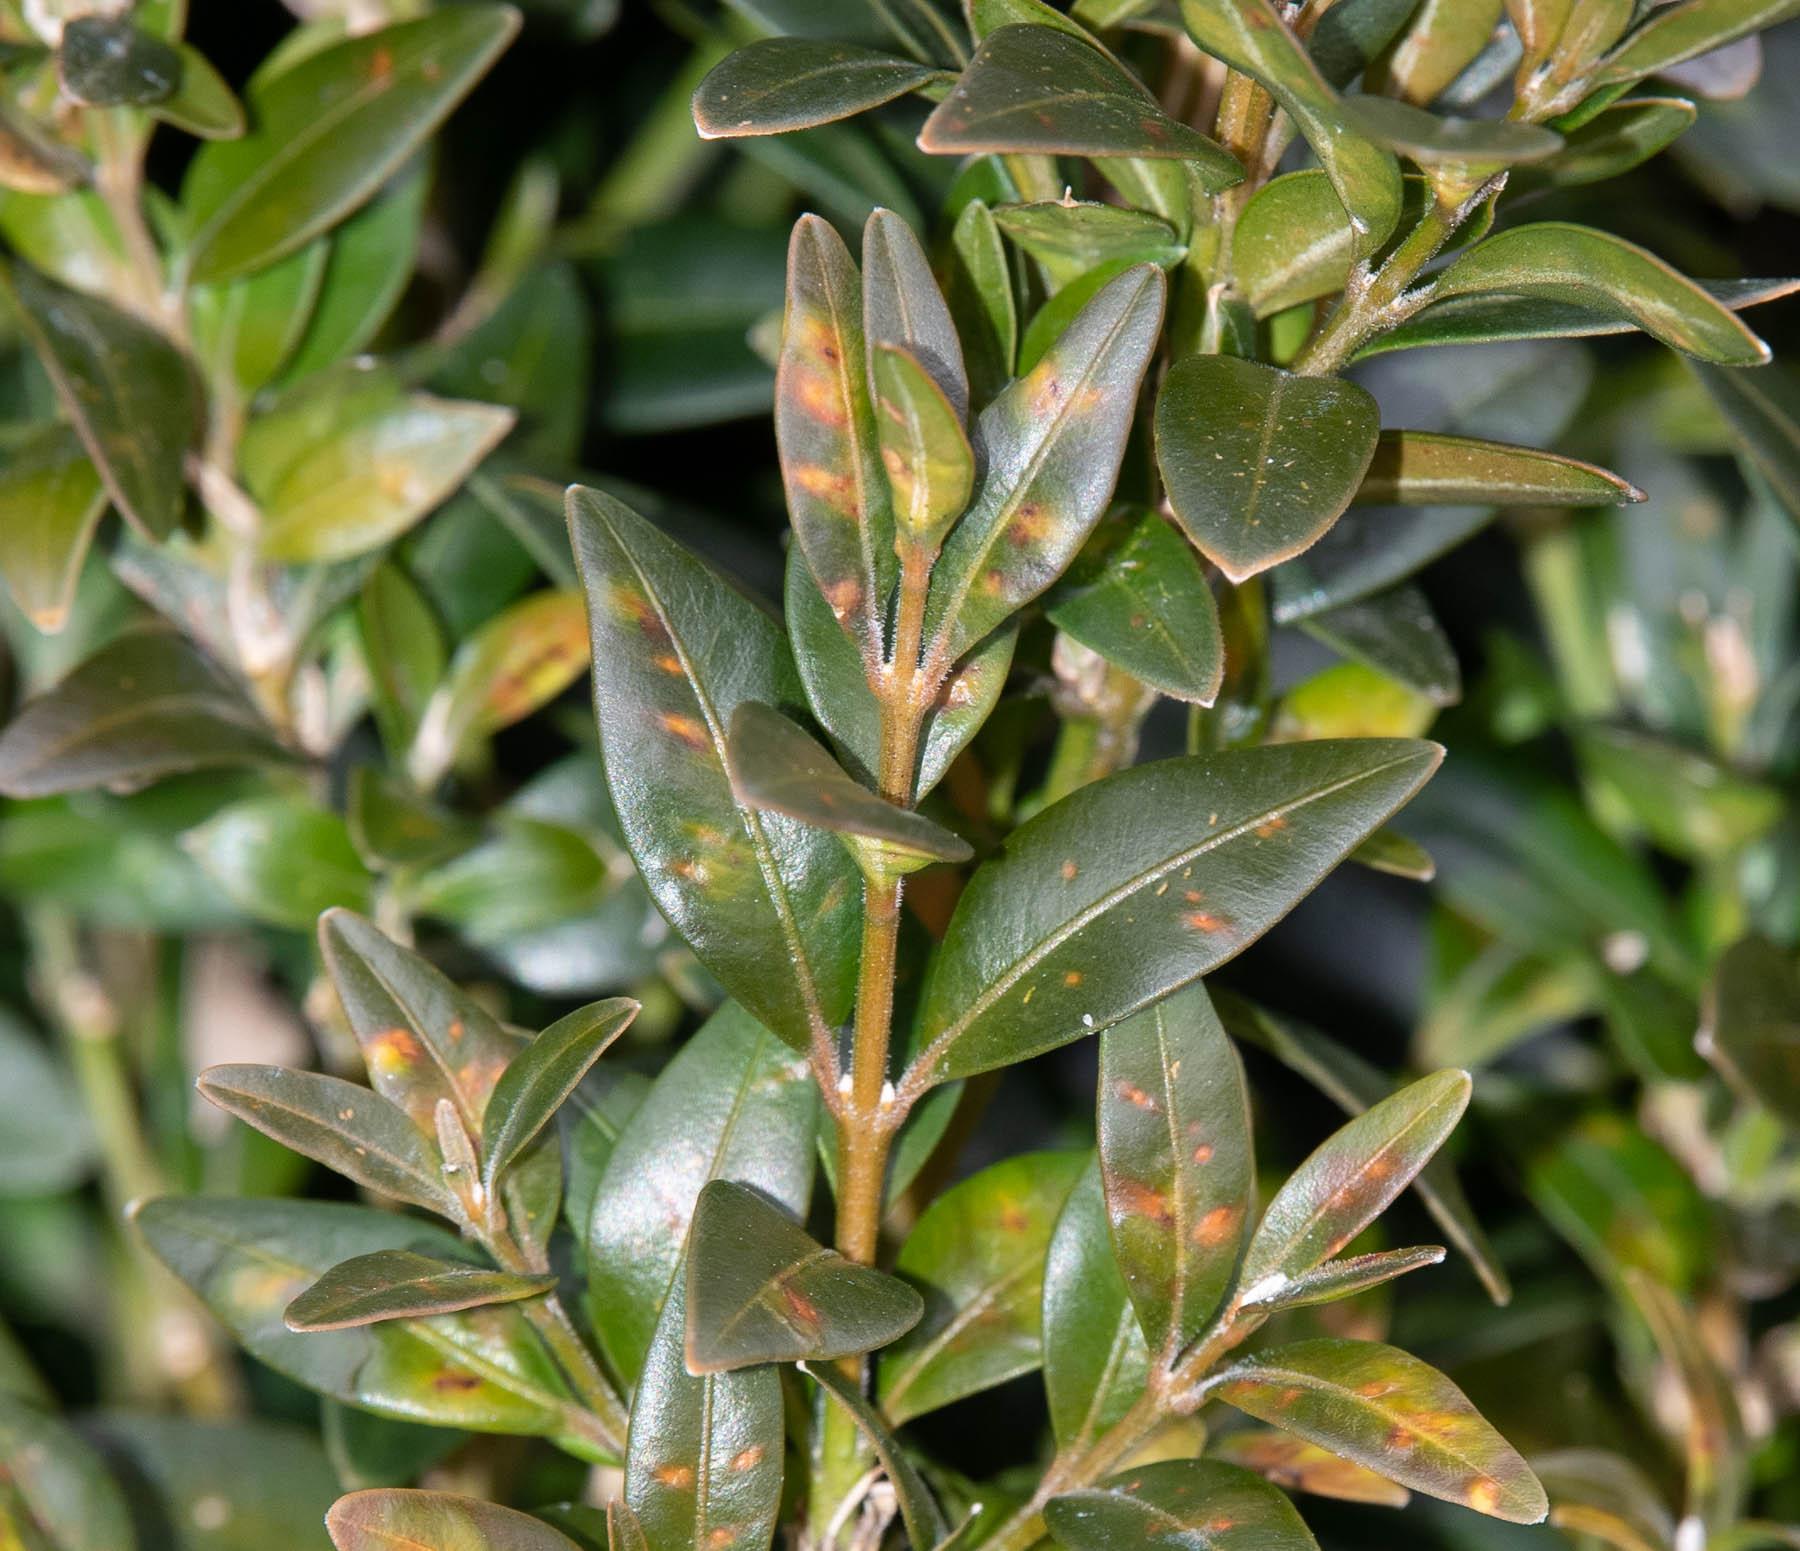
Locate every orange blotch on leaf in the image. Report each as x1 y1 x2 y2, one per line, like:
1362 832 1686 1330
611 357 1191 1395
657 711 710 752
654 1464 696 1490
1192 1205 1238 1245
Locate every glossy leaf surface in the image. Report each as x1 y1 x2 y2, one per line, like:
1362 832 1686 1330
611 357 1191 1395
183 7 519 283
920 26 1242 180
924 263 1166 665
135 1197 574 1436
0 423 107 633
802 1361 949 1551
1340 97 1563 166
1098 984 1252 1356
1046 511 1223 705
1425 224 1770 364
1595 0 1795 85
2 264 197 541
1690 359 1800 529
878 1150 1085 1422
328 1489 584 1551
1046 1460 1320 1551
568 485 860 1053
1237 1069 1468 1295
1356 431 1643 507
1179 0 1401 252
776 215 893 663
480 998 638 1194
625 1270 785 1551
286 1250 555 1331
1701 936 1800 1125
586 1001 818 1387
1157 355 1381 583
909 740 1440 1086
59 16 180 106
197 1063 460 1216
1043 1160 1150 1451
0 627 283 799
694 40 942 138
184 793 372 928
685 1179 923 1372
727 701 972 865
1216 1339 1548 1522
872 344 975 539
1211 1428 1410 1505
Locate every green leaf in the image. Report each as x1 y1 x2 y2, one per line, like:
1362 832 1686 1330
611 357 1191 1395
1518 96 1696 187
872 344 975 541
946 198 1017 408
1364 0 1502 102
0 424 107 635
625 1268 785 1551
243 372 514 565
1594 0 1795 86
1700 936 1800 1127
407 588 589 787
480 999 637 1195
357 562 446 758
684 1179 923 1372
1533 1449 1673 1551
1156 354 1381 584
1622 1271 1746 1530
1046 511 1224 705
329 1489 585 1551
878 1150 1085 1422
1350 826 1436 881
727 701 972 869
1236 1070 1467 1298
1688 360 1800 531
567 485 861 1053
694 39 943 137
134 1196 576 1437
1180 0 1401 253
919 26 1242 182
1277 661 1437 741
1339 96 1564 166
1355 431 1644 507
0 626 284 799
1216 993 1511 1304
924 263 1165 665
1299 584 1460 706
0 1392 135 1551
1215 1338 1548 1522
189 242 327 399
319 909 520 1142
907 740 1439 1086
864 205 969 418
281 163 430 381
1234 171 1360 320
1046 1460 1320 1551
0 1010 95 1196
1422 223 1770 365
183 793 372 928
155 44 246 139
801 1361 950 1551
196 1063 462 1217
58 16 180 106
1577 725 1782 858
87 1413 337 1551
777 213 894 663
785 544 1017 801
1363 276 1797 357
1 264 197 541
288 1250 555 1332
1097 984 1252 1357
1211 1429 1411 1506
183 7 519 283
994 202 1185 280
409 817 606 944
1043 1159 1150 1452
586 1002 818 1388
1246 1244 1447 1313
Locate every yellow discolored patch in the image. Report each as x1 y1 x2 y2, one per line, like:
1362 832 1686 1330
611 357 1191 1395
653 652 684 676
1063 971 1083 987
1007 502 1053 547
658 711 711 752
654 1464 696 1490
365 1027 422 1074
1385 1426 1416 1453
791 370 849 428
1192 1205 1238 1245
792 463 855 507
1467 1480 1501 1514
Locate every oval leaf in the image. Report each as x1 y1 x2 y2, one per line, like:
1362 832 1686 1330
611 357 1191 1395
801 1360 950 1551
1098 983 1253 1357
329 1488 584 1551
0 423 108 633
872 343 976 540
287 1250 555 1331
1340 96 1564 166
183 7 519 283
685 1179 923 1372
1212 1428 1411 1506
1157 355 1381 584
694 39 943 138
1046 1460 1321 1551
1355 430 1643 506
907 739 1440 1088
1215 1338 1548 1523
567 485 861 1054
920 25 1242 181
